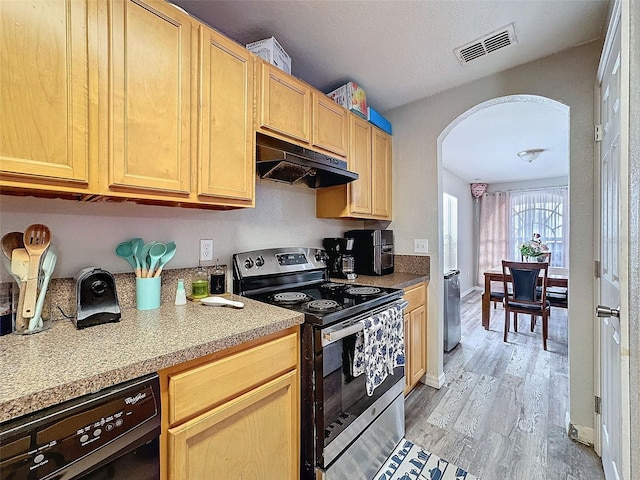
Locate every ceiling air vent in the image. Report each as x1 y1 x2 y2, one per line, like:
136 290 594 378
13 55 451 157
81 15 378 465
454 23 517 64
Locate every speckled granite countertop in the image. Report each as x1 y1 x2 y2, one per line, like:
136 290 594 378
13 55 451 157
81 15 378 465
331 272 429 290
0 295 302 424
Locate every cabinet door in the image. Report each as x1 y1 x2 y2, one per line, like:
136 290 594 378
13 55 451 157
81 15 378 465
106 0 192 195
198 26 254 203
168 371 299 480
0 0 90 185
404 312 412 395
312 93 348 157
259 62 310 143
371 128 392 219
348 115 372 215
408 305 426 387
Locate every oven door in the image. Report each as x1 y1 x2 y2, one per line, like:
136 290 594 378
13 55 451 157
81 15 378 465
310 300 407 471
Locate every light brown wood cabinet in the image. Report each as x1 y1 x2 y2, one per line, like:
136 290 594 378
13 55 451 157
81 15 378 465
311 92 349 157
196 24 255 206
315 114 393 220
0 0 95 195
256 61 349 160
160 328 300 480
100 0 193 197
257 61 311 144
403 282 427 395
1 0 256 209
371 127 393 218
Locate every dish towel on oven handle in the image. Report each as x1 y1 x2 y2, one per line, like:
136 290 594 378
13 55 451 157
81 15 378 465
352 304 405 396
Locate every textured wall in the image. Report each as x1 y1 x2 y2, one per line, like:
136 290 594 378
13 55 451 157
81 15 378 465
385 40 601 430
0 180 362 281
442 168 474 295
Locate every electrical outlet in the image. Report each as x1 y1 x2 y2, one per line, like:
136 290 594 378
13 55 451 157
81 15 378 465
414 239 428 253
200 239 213 262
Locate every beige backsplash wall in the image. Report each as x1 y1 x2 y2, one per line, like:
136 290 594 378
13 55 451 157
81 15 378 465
13 254 429 323
0 180 363 282
2 182 433 322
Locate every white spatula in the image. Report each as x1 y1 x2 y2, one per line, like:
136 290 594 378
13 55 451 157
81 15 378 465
200 296 244 309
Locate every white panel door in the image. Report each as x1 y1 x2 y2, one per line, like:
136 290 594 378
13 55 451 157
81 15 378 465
596 3 629 479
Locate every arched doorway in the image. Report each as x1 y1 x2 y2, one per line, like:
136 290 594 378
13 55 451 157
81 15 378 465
439 94 570 295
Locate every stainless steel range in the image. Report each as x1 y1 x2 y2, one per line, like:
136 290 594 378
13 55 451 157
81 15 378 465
233 247 407 480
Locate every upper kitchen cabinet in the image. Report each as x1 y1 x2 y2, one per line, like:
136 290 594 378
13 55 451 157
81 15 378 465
197 25 255 206
0 0 95 194
99 0 193 198
316 114 392 220
371 126 392 218
257 61 311 145
256 62 349 160
311 92 348 158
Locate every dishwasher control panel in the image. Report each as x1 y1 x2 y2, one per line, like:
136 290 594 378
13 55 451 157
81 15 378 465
0 374 160 480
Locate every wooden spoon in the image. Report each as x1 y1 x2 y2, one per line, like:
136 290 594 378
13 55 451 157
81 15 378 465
11 248 30 332
22 224 51 318
1 232 24 284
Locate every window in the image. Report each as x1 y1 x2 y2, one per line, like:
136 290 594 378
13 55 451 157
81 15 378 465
443 193 458 271
509 187 568 267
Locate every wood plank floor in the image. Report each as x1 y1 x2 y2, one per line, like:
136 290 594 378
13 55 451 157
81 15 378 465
404 290 605 480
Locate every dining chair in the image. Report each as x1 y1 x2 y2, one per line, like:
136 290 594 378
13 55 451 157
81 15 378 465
519 251 568 309
502 260 551 350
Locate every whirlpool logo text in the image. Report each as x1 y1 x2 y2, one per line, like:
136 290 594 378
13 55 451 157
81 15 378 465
125 392 147 405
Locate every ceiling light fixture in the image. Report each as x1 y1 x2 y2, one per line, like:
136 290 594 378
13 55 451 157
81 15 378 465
517 149 544 163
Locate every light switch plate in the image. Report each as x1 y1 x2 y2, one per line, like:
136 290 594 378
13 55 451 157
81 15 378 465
414 239 428 253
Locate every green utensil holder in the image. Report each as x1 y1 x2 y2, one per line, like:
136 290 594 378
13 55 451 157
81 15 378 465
136 277 161 310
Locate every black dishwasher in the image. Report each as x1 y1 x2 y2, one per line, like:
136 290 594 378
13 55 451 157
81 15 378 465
0 373 160 480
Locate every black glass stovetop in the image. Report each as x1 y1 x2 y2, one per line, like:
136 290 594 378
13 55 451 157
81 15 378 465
246 281 403 327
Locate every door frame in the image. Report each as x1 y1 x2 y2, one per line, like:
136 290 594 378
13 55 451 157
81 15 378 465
594 0 632 477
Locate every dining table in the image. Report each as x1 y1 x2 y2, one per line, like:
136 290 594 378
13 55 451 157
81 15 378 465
481 267 569 330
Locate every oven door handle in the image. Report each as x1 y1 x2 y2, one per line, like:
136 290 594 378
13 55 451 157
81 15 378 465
323 323 365 344
321 299 409 345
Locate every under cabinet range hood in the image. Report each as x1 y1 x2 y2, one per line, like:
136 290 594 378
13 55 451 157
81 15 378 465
256 133 358 188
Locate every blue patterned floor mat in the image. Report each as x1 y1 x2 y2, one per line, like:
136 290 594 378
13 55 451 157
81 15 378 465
374 438 480 480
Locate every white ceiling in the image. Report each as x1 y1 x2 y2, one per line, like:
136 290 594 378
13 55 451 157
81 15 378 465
443 99 570 183
171 0 608 183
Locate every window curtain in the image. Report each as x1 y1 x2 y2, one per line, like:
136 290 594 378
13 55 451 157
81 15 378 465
477 191 509 285
509 187 569 267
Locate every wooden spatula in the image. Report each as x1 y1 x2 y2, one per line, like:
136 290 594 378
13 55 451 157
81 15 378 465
11 248 30 332
22 224 51 319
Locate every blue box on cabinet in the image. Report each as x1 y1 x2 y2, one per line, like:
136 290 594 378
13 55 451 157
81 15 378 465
367 107 392 134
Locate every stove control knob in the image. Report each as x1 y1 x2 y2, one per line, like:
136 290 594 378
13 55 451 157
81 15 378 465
315 251 328 262
244 257 254 269
255 256 265 267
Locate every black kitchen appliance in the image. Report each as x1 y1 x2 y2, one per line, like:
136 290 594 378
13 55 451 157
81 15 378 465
0 374 160 480
75 267 121 329
322 237 356 280
256 133 359 188
345 229 395 275
233 247 407 480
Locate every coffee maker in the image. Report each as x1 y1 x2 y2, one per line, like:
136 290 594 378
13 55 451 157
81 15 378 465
322 238 357 280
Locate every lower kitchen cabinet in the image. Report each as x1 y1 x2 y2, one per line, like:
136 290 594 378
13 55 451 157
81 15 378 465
404 282 427 395
168 371 297 479
159 327 299 480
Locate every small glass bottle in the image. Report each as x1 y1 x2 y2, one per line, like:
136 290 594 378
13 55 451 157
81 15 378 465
175 279 187 305
191 265 209 299
210 259 226 295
